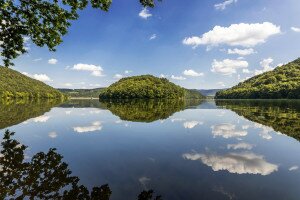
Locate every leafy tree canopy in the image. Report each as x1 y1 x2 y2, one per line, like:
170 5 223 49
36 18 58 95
0 0 160 67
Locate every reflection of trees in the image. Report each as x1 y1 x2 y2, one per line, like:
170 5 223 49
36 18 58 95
99 99 204 123
0 99 63 129
216 100 300 141
0 130 161 200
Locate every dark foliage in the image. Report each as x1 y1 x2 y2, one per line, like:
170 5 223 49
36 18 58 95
0 130 162 199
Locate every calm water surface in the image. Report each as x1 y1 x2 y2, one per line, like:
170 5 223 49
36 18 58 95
1 99 300 199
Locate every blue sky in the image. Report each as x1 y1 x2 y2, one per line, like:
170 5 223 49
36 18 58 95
12 0 300 89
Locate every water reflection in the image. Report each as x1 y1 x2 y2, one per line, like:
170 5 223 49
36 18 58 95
0 130 161 200
183 151 278 175
99 99 204 123
216 100 300 141
0 99 63 129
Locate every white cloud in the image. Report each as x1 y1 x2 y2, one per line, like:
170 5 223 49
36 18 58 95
72 63 104 77
227 142 254 150
114 74 123 79
65 111 72 115
214 0 237 10
254 58 274 75
73 121 102 133
211 123 247 138
289 165 299 171
149 34 157 40
242 69 251 74
48 58 58 65
211 59 248 75
171 75 186 80
291 27 300 32
139 8 152 19
48 132 57 138
228 48 256 56
183 151 278 175
125 70 132 74
183 22 281 48
183 121 203 129
89 83 101 87
254 123 273 140
217 82 226 87
183 69 204 77
22 72 53 82
64 83 73 87
33 116 50 123
33 58 42 62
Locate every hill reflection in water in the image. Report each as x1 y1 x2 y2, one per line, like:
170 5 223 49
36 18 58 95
215 100 300 141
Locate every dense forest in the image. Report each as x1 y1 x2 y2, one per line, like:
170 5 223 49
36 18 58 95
99 75 205 99
0 67 65 99
216 100 300 141
58 88 105 98
215 58 300 99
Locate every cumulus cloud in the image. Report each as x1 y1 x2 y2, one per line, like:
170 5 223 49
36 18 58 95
183 69 204 77
211 123 247 138
48 58 58 65
139 8 152 19
254 58 274 75
72 63 104 77
228 48 256 56
183 121 203 129
114 74 123 79
125 70 132 74
227 142 254 150
289 165 299 171
183 22 281 48
64 83 73 87
217 82 226 87
291 27 300 32
171 75 186 80
33 115 50 123
214 0 237 10
183 151 278 175
48 132 57 138
73 121 102 133
149 34 157 40
22 72 53 82
211 59 248 75
254 123 273 140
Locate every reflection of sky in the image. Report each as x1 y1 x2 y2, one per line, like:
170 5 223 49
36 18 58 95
1 104 300 200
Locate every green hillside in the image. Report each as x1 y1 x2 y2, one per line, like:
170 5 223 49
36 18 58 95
0 67 64 99
215 58 300 99
99 75 205 99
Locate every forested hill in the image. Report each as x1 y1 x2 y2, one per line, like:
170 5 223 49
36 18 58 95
0 67 64 99
215 58 300 99
99 75 205 99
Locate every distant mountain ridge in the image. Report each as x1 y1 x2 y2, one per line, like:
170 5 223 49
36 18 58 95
58 88 105 98
0 67 64 99
198 89 226 96
215 58 300 99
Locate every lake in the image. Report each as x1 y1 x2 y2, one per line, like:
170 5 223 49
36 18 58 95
1 99 300 199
